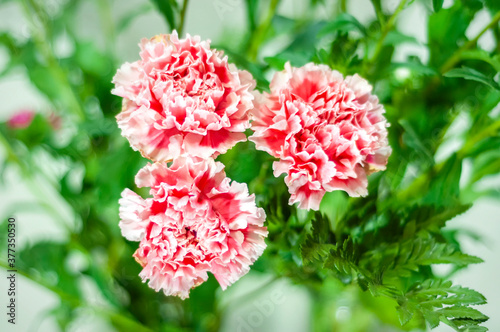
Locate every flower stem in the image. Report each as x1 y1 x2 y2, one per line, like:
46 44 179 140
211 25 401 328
365 0 409 73
178 0 190 36
424 11 500 96
96 0 116 59
247 0 280 62
440 10 500 74
340 0 347 12
21 0 85 120
369 0 386 27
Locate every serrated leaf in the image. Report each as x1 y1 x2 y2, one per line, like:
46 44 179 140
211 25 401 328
457 325 488 332
444 67 500 90
322 238 360 281
401 279 488 331
362 236 482 281
437 306 488 321
397 305 414 326
300 241 335 264
417 204 472 233
300 212 335 264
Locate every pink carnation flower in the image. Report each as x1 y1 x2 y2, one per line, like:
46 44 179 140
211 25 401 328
118 156 267 299
250 63 391 210
112 32 255 161
7 110 34 129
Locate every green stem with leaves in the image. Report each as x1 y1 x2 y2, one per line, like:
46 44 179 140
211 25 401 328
370 0 386 27
396 119 500 202
21 0 85 120
364 0 409 74
440 10 500 74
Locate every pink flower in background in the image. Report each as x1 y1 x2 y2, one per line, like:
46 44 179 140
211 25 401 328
48 111 62 130
250 63 391 210
118 156 267 299
112 31 255 162
7 110 34 129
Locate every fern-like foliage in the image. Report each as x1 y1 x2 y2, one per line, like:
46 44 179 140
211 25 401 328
300 211 489 331
300 212 335 264
361 235 483 280
397 279 488 331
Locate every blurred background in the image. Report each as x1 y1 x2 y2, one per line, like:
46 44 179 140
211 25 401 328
0 0 499 331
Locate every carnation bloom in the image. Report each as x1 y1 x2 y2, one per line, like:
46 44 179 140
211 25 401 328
7 110 34 129
112 31 255 161
250 63 391 210
118 156 267 299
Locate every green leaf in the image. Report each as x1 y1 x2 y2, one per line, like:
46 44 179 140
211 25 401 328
444 67 500 90
422 154 462 207
432 0 444 12
398 279 488 330
416 204 472 233
264 51 310 69
484 0 500 12
399 118 435 163
300 212 335 264
383 31 419 46
437 306 488 320
245 0 259 31
322 238 360 282
75 42 112 76
459 50 500 72
149 0 177 30
469 149 500 183
362 236 482 280
318 13 367 37
18 242 81 299
28 66 67 104
428 3 473 68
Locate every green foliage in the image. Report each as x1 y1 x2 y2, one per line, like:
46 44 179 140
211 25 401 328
444 67 500 90
318 13 367 37
0 0 499 331
397 280 488 331
149 0 178 30
432 0 444 13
